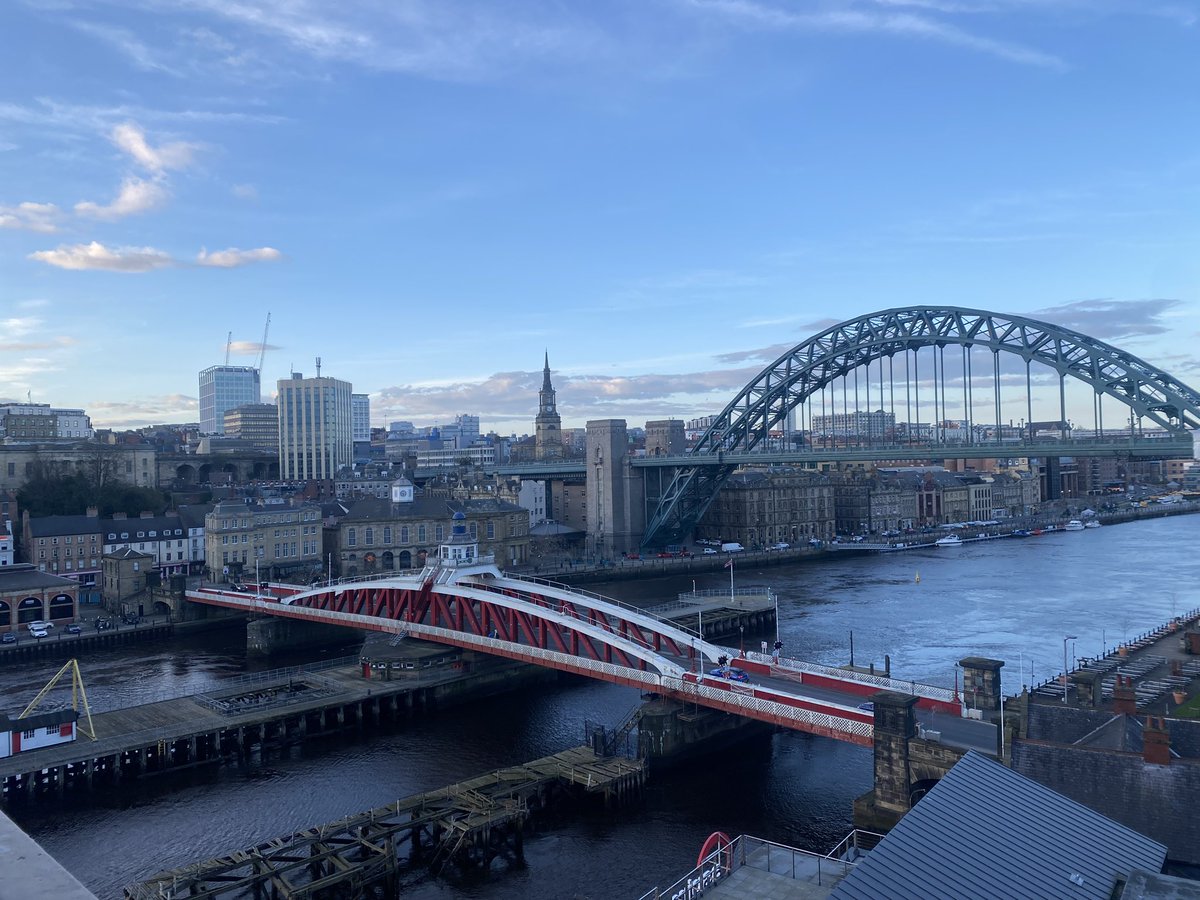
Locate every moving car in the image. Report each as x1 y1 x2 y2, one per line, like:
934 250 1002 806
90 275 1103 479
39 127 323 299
708 666 751 683
857 702 875 712
1 632 16 644
65 623 83 635
28 626 49 638
703 547 718 555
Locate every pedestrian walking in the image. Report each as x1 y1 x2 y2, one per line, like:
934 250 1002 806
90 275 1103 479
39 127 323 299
772 639 783 665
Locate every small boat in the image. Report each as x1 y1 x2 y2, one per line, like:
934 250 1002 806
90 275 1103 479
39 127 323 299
1011 529 1031 537
1084 520 1101 529
935 534 964 547
1064 519 1085 531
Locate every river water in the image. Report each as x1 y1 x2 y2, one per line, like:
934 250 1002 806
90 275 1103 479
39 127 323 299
5 514 1196 899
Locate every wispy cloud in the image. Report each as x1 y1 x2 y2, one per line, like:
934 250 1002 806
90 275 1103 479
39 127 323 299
1033 298 1185 341
196 246 283 267
70 20 181 75
28 240 285 272
680 0 1067 69
0 201 61 233
74 176 168 220
232 183 258 200
111 121 198 172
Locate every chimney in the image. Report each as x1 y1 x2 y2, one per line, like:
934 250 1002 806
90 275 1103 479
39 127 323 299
139 510 154 519
86 506 98 517
112 512 128 520
1113 675 1137 715
1143 716 1171 766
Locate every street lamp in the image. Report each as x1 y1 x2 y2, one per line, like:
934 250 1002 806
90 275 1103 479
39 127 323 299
1062 635 1077 703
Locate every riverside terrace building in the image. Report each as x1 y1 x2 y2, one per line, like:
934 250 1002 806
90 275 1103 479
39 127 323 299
100 511 195 580
20 509 104 603
203 499 324 583
696 470 836 549
333 489 531 577
0 563 78 633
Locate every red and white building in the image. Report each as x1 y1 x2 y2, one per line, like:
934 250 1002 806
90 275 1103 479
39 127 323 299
0 709 79 757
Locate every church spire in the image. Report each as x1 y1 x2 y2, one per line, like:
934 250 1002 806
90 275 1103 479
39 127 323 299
535 351 562 460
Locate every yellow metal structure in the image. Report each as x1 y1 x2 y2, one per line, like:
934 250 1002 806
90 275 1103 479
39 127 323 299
18 658 97 740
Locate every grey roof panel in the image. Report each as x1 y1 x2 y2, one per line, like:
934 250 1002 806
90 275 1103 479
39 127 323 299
831 751 1167 900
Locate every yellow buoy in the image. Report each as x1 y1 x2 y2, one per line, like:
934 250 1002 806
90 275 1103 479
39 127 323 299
915 571 921 584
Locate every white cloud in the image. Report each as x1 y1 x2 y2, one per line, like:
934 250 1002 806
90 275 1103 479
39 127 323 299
232 183 258 200
74 177 169 220
0 201 61 233
28 241 176 273
111 121 198 172
0 317 42 337
28 241 286 272
196 246 283 267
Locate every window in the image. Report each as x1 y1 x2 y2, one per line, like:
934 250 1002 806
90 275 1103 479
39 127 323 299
365 527 374 545
383 526 391 544
22 729 34 740
486 522 495 539
148 531 156 538
436 525 444 541
400 526 409 543
347 528 357 547
133 562 140 572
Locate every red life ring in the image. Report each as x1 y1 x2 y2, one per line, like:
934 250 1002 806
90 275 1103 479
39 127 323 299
696 831 733 869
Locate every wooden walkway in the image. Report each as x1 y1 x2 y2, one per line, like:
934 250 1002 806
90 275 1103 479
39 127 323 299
125 746 646 899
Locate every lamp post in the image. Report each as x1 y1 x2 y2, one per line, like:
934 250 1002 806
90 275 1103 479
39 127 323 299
1062 635 1077 703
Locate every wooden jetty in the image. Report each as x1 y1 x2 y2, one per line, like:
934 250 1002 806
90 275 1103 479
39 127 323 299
0 654 556 805
124 746 646 899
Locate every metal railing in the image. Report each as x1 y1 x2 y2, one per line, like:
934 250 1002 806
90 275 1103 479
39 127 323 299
637 831 880 900
743 650 959 704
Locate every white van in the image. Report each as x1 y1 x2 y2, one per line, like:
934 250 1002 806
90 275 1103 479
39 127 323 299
720 542 745 553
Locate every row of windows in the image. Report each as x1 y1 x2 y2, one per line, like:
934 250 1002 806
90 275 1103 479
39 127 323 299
105 529 184 539
38 535 100 545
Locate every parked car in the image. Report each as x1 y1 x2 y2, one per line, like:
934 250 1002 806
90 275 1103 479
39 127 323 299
703 547 718 555
1 632 16 644
708 666 752 683
28 626 49 638
65 623 83 635
26 620 53 632
772 542 790 550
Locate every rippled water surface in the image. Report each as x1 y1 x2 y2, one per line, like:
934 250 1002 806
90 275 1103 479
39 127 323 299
6 514 1196 899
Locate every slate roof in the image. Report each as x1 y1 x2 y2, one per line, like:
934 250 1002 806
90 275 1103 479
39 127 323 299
101 514 184 540
25 514 104 537
0 708 79 730
176 503 214 530
0 564 78 592
831 751 1166 900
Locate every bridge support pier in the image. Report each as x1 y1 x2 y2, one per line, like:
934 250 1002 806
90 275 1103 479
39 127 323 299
959 657 1004 712
636 697 771 767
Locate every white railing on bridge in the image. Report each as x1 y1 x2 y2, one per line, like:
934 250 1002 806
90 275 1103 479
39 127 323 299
745 650 958 704
186 590 875 742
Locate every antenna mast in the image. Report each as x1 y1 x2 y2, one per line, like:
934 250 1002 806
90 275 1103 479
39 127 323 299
255 312 271 372
315 356 322 377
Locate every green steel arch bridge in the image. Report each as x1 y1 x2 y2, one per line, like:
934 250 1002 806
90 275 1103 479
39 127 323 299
493 307 1200 548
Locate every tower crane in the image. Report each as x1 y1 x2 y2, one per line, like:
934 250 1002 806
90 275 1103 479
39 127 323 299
224 330 233 365
255 312 271 372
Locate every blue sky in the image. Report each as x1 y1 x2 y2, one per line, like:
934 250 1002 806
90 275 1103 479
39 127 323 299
2 0 1198 433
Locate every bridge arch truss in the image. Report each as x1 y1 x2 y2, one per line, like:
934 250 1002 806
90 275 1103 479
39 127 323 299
644 306 1200 547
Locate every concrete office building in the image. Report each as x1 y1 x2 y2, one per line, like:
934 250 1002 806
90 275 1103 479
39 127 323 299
199 366 261 435
277 372 353 481
223 403 279 452
352 394 371 444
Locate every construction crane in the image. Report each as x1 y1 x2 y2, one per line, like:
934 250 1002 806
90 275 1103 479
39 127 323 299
20 659 97 741
255 312 271 373
224 330 233 365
